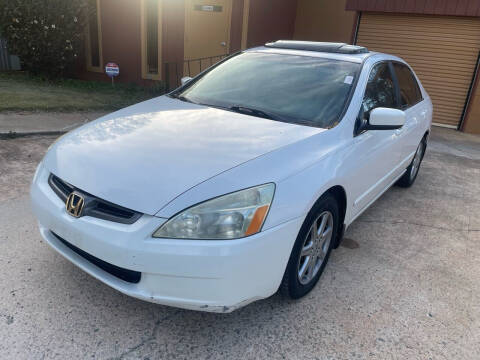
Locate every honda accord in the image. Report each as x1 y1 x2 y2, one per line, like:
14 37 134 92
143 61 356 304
30 41 432 312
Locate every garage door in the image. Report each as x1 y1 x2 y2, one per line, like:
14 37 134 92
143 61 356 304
356 13 480 128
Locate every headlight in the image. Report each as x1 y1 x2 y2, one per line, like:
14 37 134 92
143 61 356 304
153 183 275 240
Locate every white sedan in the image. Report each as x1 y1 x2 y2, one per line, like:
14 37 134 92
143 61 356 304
31 41 432 312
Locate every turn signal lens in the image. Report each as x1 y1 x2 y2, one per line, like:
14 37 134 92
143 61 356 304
245 205 270 236
152 183 275 240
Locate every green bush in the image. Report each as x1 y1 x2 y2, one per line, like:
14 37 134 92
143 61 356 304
0 0 88 77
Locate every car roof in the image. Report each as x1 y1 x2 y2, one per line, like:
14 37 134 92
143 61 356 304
246 41 376 64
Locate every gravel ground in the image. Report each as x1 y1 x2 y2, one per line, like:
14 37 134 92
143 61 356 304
0 128 479 359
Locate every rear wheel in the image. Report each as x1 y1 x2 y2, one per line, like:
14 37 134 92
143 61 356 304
280 194 339 299
396 137 427 188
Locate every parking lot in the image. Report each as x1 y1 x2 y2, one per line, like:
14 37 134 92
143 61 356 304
0 127 479 359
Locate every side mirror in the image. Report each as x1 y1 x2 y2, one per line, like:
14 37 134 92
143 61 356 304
181 76 192 86
367 107 405 130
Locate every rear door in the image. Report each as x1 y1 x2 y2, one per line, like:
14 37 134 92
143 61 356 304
391 62 427 164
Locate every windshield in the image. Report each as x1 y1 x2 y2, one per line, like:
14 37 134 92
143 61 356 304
175 52 360 128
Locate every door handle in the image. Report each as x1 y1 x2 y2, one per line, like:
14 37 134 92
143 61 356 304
220 42 226 47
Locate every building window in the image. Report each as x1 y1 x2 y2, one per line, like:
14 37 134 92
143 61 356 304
86 0 103 72
141 0 162 80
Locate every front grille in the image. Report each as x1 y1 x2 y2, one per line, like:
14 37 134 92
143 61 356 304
48 174 142 224
49 174 74 202
51 232 141 284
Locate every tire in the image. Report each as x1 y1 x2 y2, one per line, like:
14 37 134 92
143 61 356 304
280 193 339 299
396 137 427 188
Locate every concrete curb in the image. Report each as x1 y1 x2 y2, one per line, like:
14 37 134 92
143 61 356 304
0 130 67 139
0 111 107 140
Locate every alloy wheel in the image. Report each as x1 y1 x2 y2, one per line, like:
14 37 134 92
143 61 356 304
297 211 334 285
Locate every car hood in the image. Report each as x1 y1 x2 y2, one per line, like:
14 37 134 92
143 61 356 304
44 96 325 215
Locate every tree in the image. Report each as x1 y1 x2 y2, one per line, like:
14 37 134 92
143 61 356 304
0 0 88 77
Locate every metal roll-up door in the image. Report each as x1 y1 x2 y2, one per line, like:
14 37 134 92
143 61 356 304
356 13 480 128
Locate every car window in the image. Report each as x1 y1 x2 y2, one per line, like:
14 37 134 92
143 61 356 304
175 52 360 128
393 63 423 108
361 62 397 115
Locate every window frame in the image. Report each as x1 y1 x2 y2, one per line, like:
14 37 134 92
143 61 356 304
85 0 103 73
362 61 400 113
141 0 163 81
390 61 424 110
354 60 400 136
241 0 250 50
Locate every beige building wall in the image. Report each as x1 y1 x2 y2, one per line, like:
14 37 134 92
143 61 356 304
293 0 356 43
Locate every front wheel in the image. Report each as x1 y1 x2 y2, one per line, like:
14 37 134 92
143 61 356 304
396 137 427 188
280 194 339 299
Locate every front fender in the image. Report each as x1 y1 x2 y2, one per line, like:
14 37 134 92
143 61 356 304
155 129 351 232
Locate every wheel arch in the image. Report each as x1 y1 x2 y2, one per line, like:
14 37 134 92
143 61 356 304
324 185 347 249
278 184 348 297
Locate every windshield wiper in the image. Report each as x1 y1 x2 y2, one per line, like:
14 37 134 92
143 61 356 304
171 98 289 123
171 94 197 104
228 105 280 121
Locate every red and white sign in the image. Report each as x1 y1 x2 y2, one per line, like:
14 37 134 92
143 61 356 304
105 62 119 78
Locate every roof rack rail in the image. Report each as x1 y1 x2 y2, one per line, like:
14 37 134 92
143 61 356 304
264 40 368 55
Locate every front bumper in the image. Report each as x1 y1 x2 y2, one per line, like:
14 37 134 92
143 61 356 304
31 164 302 312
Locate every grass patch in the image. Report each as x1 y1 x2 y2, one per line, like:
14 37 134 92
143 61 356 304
0 72 166 112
